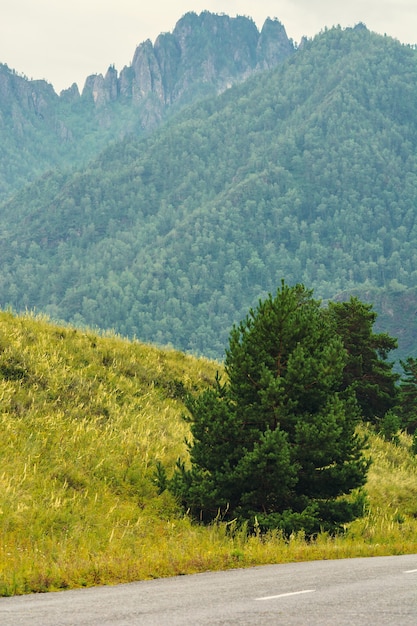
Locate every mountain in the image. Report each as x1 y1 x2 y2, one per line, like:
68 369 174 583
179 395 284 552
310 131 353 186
85 12 293 108
0 12 293 202
0 20 416 362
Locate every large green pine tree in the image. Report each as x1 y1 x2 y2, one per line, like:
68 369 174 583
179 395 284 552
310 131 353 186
398 357 417 434
171 282 369 534
326 297 399 423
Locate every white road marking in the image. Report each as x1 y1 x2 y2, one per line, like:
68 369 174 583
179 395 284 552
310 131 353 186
256 589 315 601
404 569 417 573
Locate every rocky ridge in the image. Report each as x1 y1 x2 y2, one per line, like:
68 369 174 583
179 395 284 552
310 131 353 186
81 13 294 118
0 12 294 199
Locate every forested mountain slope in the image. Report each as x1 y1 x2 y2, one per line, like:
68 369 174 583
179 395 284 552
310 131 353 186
1 25 416 360
0 12 292 202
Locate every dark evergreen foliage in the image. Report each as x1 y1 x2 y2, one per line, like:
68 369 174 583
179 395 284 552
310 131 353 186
326 298 399 423
398 357 417 433
171 283 369 534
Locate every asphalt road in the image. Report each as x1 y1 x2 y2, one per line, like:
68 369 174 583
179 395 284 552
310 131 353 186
1 554 416 625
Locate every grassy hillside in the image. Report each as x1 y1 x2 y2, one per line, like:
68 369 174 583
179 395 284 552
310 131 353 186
0 311 416 596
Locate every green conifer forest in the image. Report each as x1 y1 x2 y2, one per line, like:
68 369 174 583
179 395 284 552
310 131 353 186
0 24 416 361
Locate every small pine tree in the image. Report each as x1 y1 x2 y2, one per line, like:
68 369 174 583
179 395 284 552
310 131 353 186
379 410 400 445
171 282 369 535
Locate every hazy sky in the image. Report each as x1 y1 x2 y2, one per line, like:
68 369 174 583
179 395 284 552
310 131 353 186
1 1 416 93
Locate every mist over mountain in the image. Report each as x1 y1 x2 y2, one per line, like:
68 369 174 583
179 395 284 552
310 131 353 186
0 14 416 361
0 12 293 202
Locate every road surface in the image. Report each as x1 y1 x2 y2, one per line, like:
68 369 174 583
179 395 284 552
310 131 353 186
1 554 416 624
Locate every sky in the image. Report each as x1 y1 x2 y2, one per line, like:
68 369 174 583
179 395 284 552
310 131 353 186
1 1 416 93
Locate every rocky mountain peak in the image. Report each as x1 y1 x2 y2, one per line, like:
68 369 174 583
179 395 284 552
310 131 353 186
81 12 294 118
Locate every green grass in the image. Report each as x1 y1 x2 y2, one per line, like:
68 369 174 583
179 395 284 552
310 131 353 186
0 311 416 595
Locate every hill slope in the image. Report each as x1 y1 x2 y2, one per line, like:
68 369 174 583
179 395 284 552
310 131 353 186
0 24 416 360
0 311 416 595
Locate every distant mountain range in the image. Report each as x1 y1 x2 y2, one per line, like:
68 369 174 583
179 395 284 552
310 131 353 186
0 13 416 362
0 12 293 202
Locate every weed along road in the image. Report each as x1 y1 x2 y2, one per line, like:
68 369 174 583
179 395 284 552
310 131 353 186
1 555 416 625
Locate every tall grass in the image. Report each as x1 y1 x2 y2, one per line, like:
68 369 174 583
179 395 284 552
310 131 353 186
0 311 416 596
